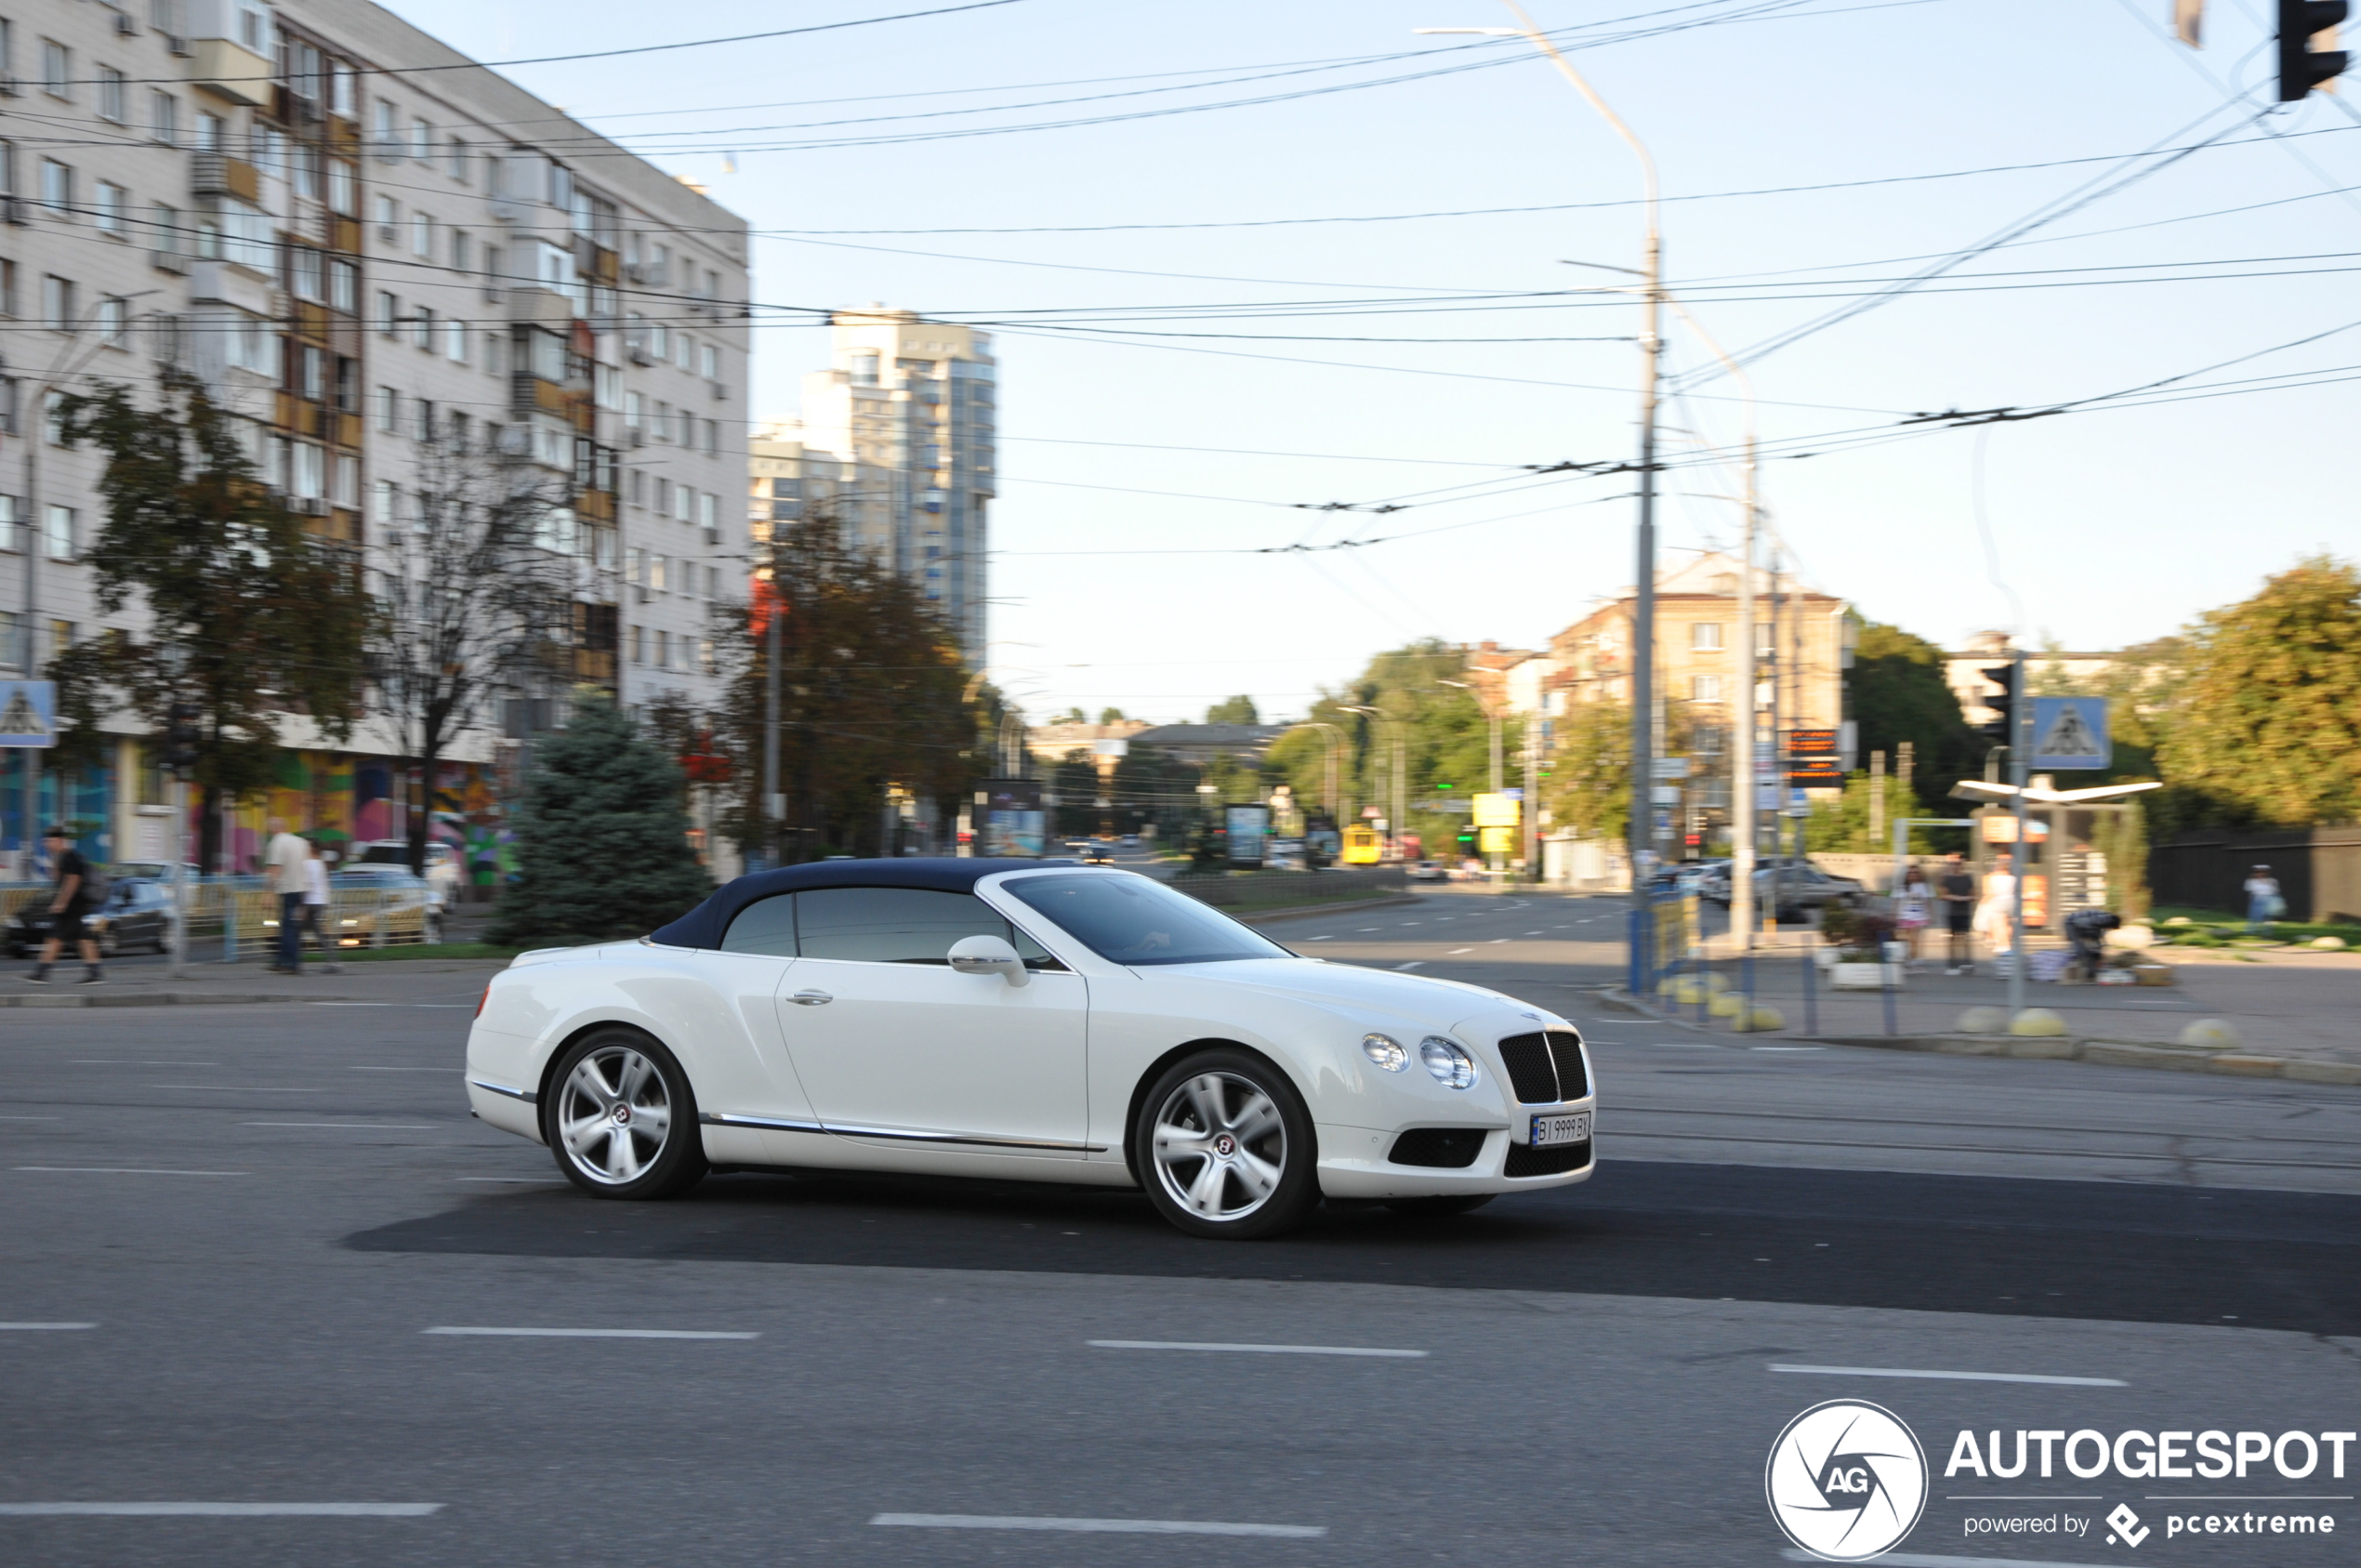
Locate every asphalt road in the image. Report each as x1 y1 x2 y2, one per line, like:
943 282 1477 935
7 886 2360 1566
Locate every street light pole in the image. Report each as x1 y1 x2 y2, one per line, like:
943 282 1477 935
1418 7 1661 914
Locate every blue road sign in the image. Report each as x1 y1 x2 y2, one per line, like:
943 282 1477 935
2030 696 2110 771
0 679 55 747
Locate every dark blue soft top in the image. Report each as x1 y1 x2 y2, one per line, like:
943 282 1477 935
649 857 1073 950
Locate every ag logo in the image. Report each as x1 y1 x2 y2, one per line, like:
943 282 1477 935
1765 1400 1929 1561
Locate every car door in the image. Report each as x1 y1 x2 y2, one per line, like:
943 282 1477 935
774 886 1089 1157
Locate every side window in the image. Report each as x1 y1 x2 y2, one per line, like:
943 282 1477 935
794 888 1012 965
719 892 797 957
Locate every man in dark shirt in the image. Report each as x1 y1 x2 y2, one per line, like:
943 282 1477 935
27 824 102 985
1937 850 1977 975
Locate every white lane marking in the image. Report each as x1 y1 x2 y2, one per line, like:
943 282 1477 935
1356 928 1380 932
1447 947 1474 955
1489 938 1510 944
1397 922 1420 926
73 1061 219 1066
455 1177 562 1184
150 1085 318 1092
14 1166 246 1177
1649 1043 1720 1049
0 1322 96 1330
1751 1047 1824 1053
1302 935 1334 942
422 1326 759 1339
351 1067 463 1073
0 1502 442 1517
1393 960 1425 970
1770 1364 2127 1387
412 1005 474 1008
0 1115 59 1120
1783 1552 2097 1568
873 1514 1325 1539
1088 1339 1426 1359
307 1002 392 1008
244 1122 437 1130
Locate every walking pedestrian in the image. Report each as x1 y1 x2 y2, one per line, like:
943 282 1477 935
1937 851 1976 974
1974 852 2019 963
263 818 310 974
1895 865 1932 966
24 825 102 985
2244 864 2282 933
301 837 341 974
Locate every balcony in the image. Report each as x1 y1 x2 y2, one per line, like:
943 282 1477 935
191 153 260 202
187 38 271 105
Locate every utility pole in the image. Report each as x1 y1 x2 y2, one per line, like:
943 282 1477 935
2007 642 2029 1018
761 573 781 869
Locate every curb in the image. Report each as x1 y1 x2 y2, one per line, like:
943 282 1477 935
0 991 338 1008
1600 988 2361 1084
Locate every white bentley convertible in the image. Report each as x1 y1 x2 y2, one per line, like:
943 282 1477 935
465 860 1596 1238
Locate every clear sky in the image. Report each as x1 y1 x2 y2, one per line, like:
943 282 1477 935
388 0 2361 723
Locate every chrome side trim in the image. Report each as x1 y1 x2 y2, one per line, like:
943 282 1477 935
699 1110 1101 1153
699 1112 827 1135
825 1120 1107 1153
468 1076 536 1105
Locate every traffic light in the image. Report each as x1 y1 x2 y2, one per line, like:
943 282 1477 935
2280 0 2349 99
1455 824 1478 851
1977 664 2018 747
163 702 200 775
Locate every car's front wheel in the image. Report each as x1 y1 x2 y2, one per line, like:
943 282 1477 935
1136 1049 1320 1239
544 1029 707 1200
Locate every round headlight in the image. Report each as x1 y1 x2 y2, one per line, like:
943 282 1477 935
1420 1035 1476 1090
1362 1033 1407 1073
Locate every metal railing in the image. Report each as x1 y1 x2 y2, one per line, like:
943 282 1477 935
2 877 433 962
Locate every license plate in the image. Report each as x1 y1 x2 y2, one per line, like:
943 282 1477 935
1530 1110 1591 1147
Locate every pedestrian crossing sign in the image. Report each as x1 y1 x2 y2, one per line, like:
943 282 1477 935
2030 696 2109 771
0 679 55 748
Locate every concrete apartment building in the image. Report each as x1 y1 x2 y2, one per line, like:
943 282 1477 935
0 0 748 873
755 307 996 665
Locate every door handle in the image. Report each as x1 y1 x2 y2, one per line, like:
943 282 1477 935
789 990 833 1006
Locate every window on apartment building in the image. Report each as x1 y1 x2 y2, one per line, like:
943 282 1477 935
43 505 72 560
38 159 69 216
94 181 125 235
651 556 667 592
444 317 466 363
327 158 355 217
674 333 692 371
372 100 396 158
447 413 468 455
333 455 359 510
704 268 719 302
290 442 325 501
0 497 16 556
413 306 433 352
674 487 693 525
1690 675 1723 703
699 342 717 380
0 260 16 320
234 0 269 54
649 321 667 359
42 275 73 333
625 546 642 587
371 480 395 528
96 66 125 123
851 351 879 387
331 62 355 119
40 39 67 99
96 296 126 349
411 211 431 258
701 419 718 457
375 291 397 337
651 477 669 516
411 118 430 160
627 624 643 665
594 362 617 411
448 137 468 181
1692 623 1724 652
194 111 222 153
697 492 717 533
413 398 435 442
1755 623 1774 654
328 258 357 313
0 20 11 77
0 138 14 196
289 245 323 302
216 199 270 270
450 228 469 272
226 310 271 374
627 468 644 507
650 401 669 442
151 201 180 256
297 345 324 402
373 193 397 242
333 356 355 413
290 143 321 202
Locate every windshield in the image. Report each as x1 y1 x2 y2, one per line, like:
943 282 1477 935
1000 873 1293 968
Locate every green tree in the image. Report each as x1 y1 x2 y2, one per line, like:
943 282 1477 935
1205 694 1260 724
1052 706 1086 724
2027 634 2183 784
1097 706 1128 724
1800 770 1952 853
1847 621 1986 804
2156 555 2361 825
51 370 370 870
1544 700 1636 846
2092 798 2151 921
489 700 711 945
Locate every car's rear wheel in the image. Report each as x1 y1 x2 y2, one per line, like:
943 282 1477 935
1384 1194 1496 1217
544 1029 707 1200
1136 1049 1319 1239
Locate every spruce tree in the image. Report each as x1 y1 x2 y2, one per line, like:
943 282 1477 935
490 700 714 946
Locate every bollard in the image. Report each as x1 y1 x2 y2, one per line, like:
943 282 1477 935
1881 965 1897 1036
1800 933 1818 1035
1740 952 1755 1034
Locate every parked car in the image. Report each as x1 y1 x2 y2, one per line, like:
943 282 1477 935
6 876 175 958
466 860 1597 1237
1699 858 1865 921
1079 839 1117 865
1408 859 1447 882
351 840 461 910
328 864 442 944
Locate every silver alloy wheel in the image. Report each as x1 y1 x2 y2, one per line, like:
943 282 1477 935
556 1044 675 1187
1150 1071 1288 1223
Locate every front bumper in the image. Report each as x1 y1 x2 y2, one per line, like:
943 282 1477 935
1315 1100 1598 1199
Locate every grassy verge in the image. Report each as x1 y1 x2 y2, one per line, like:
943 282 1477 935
2146 905 2360 949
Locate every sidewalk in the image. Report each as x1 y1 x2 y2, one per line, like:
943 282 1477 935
0 954 508 1008
1643 936 2361 1069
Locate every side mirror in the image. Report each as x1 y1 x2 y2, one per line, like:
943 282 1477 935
947 934 1029 988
